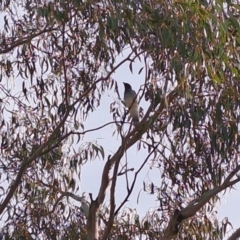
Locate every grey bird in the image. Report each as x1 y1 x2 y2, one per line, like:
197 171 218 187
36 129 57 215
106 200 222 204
123 82 139 125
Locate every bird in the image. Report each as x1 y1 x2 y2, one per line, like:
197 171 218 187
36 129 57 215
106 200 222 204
123 82 139 125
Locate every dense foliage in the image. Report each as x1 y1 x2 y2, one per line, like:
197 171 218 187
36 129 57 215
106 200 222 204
0 0 240 239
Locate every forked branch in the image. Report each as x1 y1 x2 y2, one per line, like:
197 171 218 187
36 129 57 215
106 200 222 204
161 165 240 240
227 227 240 240
86 85 180 240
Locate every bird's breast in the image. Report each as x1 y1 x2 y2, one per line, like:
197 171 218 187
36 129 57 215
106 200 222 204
124 97 138 109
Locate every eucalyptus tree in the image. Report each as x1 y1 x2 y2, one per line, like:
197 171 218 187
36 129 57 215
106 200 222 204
0 0 240 239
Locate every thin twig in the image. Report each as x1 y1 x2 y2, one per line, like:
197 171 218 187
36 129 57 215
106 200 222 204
0 27 57 54
114 143 160 216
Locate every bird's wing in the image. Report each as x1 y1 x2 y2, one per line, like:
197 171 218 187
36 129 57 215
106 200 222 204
124 90 139 124
131 90 137 96
124 90 138 108
129 105 139 124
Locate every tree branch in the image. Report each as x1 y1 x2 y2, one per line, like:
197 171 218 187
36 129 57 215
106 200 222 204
101 164 117 239
227 227 240 240
161 165 240 240
0 27 57 54
49 191 87 215
72 121 126 136
0 107 71 215
0 48 145 238
86 86 180 240
114 143 160 216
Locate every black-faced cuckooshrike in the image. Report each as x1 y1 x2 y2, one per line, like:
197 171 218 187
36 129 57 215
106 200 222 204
123 82 139 125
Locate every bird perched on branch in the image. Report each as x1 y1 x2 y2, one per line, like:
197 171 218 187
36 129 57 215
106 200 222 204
123 82 139 125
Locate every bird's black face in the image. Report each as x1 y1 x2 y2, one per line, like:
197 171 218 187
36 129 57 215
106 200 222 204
123 82 132 91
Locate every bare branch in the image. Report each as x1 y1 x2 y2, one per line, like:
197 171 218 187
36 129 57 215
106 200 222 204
72 121 125 135
227 227 240 240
